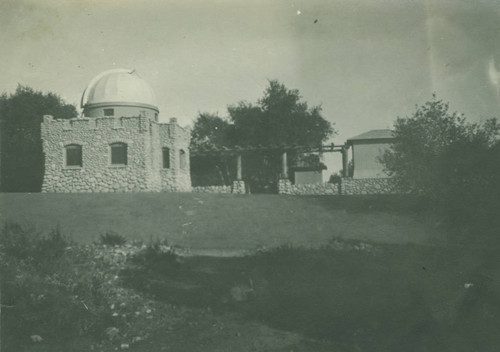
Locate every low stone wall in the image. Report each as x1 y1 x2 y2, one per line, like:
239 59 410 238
232 180 246 194
191 181 248 194
278 179 340 195
192 185 232 194
277 179 292 194
193 178 396 196
341 177 396 195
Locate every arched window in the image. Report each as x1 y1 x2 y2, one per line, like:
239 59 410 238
65 144 82 167
110 142 127 165
179 149 186 170
162 147 170 169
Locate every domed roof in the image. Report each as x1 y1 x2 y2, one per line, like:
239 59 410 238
81 69 157 109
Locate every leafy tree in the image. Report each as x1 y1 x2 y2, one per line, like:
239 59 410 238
228 80 333 146
190 112 232 149
380 96 500 238
0 85 77 192
189 113 234 186
190 80 335 191
380 96 499 196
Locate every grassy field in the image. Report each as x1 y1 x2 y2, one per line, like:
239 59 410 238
0 193 437 253
122 243 500 352
2 193 499 351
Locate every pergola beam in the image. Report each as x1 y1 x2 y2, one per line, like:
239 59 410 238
190 143 346 156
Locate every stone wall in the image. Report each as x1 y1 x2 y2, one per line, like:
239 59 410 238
278 179 340 195
232 180 246 194
341 177 396 195
192 185 232 194
41 115 191 193
158 120 191 192
191 181 247 194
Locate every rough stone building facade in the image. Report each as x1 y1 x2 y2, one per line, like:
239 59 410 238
41 69 191 193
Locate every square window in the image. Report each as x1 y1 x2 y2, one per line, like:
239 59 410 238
65 145 82 167
110 143 127 165
104 108 114 117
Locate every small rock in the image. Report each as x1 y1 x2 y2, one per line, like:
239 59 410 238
30 335 43 342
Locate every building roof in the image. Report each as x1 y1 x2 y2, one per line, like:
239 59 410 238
81 69 157 109
346 129 394 144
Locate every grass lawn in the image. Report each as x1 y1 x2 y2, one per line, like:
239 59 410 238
121 241 500 352
5 193 494 351
0 193 437 252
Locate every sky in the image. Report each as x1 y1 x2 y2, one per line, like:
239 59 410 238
1 0 500 172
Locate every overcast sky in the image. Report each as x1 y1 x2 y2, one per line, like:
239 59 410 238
1 0 500 171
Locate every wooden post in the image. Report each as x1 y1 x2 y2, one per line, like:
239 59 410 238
342 147 348 177
236 154 242 181
281 151 288 179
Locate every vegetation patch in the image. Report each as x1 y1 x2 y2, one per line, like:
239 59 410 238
3 220 500 351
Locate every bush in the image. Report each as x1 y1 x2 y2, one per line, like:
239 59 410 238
128 239 180 272
99 231 127 246
328 173 342 184
0 224 119 351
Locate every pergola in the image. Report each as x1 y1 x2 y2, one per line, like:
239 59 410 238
190 143 350 182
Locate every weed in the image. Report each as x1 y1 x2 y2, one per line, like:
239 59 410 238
128 239 180 272
99 231 127 246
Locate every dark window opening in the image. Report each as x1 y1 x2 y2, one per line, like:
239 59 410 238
104 108 115 117
162 147 170 169
65 144 82 167
110 142 127 165
179 149 186 170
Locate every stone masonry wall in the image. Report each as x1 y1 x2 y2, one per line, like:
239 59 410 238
41 115 191 193
192 185 232 194
158 121 191 192
231 180 246 194
341 177 397 195
278 179 340 195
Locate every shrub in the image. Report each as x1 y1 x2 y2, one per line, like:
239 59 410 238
328 173 342 184
99 231 127 246
0 221 40 260
128 239 180 272
0 224 117 351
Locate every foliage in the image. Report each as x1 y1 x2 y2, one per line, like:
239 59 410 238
0 223 106 351
128 239 180 273
0 223 174 351
328 173 342 184
0 85 77 192
380 96 499 196
438 140 500 237
379 95 500 236
190 112 232 149
227 81 333 146
190 80 335 192
99 231 127 246
190 154 234 186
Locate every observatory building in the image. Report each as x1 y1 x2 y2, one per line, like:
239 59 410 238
41 69 191 193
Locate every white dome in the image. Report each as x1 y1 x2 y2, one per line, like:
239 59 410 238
81 69 157 109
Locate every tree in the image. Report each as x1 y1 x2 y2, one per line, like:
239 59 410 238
190 80 335 191
190 112 232 149
380 96 499 196
380 96 500 238
190 113 235 186
0 85 77 192
228 80 333 146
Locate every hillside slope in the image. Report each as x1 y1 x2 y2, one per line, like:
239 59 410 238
0 193 436 252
